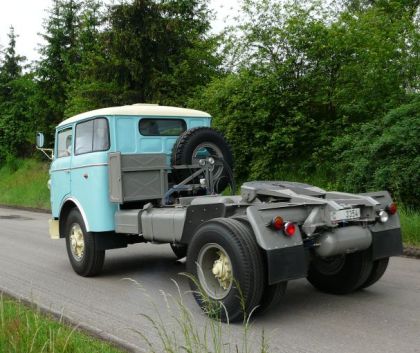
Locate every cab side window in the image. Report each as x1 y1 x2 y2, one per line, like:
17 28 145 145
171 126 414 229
75 118 109 155
57 128 72 158
139 119 186 136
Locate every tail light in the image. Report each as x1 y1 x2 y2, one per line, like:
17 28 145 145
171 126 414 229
284 222 296 237
268 217 296 237
270 216 284 231
386 203 397 215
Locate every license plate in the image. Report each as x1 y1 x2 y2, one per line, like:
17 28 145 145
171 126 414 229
330 208 361 222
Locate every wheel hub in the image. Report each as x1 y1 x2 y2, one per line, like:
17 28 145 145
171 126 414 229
212 250 232 290
70 224 85 261
197 243 233 300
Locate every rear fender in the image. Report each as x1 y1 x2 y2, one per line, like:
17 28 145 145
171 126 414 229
360 191 402 260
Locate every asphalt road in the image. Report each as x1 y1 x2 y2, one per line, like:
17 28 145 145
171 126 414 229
0 207 419 353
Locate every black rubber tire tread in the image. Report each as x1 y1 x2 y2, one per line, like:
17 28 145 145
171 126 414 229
186 218 263 323
170 243 188 259
65 208 105 277
359 257 389 289
232 216 288 313
258 282 288 314
171 127 233 193
220 218 265 317
307 251 373 295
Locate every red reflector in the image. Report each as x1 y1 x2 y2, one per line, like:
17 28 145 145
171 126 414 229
284 222 296 237
387 203 397 215
271 216 284 231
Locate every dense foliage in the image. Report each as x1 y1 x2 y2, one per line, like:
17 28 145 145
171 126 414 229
190 0 419 207
0 0 418 207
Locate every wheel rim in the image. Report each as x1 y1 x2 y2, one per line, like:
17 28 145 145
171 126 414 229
69 223 85 262
192 143 224 179
197 243 233 300
314 255 346 275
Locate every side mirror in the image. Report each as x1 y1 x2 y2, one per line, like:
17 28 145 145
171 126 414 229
36 132 45 148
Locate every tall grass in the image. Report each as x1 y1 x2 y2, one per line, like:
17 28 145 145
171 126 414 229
0 294 124 353
0 158 50 209
127 278 270 353
400 207 420 246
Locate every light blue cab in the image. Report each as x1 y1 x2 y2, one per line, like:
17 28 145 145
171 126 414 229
49 105 211 233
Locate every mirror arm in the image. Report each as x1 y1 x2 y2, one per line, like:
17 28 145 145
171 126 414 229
36 147 54 160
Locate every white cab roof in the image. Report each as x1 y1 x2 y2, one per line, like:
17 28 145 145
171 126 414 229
58 104 211 127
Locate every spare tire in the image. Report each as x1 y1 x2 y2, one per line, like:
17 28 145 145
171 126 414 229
171 127 233 193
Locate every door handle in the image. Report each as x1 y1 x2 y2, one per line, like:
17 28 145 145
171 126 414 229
83 173 88 179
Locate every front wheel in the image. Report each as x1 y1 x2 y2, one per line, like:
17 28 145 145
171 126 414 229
186 218 264 322
307 251 373 294
65 208 105 277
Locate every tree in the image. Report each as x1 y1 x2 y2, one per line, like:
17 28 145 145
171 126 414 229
191 0 419 185
325 96 420 208
65 0 221 115
103 0 220 105
0 27 36 160
36 0 82 131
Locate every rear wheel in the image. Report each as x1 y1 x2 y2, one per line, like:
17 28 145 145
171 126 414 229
186 218 264 322
65 208 105 277
258 281 288 313
359 257 389 289
232 216 288 313
307 251 373 294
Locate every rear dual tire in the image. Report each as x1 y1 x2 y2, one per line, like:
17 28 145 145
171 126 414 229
187 218 264 322
307 252 389 294
187 217 289 322
232 216 288 313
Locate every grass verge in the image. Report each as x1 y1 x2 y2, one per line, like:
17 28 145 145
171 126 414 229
0 158 50 210
127 278 270 353
0 294 125 353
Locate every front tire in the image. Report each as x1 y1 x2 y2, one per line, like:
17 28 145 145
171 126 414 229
307 251 373 294
65 208 105 277
186 218 264 322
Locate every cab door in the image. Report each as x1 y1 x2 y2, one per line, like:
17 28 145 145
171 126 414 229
50 127 72 217
71 117 115 231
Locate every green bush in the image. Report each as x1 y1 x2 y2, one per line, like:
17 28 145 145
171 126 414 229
323 97 419 208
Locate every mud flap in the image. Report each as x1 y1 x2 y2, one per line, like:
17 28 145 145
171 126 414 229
371 228 403 260
266 245 307 285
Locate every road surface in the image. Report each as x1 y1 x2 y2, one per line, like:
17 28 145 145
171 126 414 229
0 207 419 353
